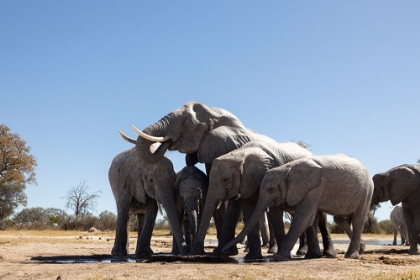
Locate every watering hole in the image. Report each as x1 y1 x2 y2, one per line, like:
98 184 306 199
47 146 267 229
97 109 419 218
29 238 408 264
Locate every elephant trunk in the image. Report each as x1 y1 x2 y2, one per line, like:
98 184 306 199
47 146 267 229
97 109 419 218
221 198 270 253
136 113 175 164
159 185 188 255
191 189 220 255
188 209 198 240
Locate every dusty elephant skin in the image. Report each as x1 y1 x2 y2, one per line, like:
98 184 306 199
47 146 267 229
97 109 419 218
132 101 277 253
223 154 373 260
109 144 187 256
371 164 420 255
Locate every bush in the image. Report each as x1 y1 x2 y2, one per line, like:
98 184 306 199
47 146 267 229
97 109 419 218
59 215 99 231
97 211 116 231
377 219 393 234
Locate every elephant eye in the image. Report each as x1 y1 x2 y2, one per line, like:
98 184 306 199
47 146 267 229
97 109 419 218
183 117 191 124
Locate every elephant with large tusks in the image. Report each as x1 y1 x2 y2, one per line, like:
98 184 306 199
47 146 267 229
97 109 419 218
390 205 409 246
131 101 277 249
171 165 208 253
109 132 187 257
222 154 373 260
194 141 336 260
371 164 420 255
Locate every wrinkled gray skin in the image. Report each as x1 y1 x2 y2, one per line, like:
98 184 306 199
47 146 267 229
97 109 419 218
390 205 409 246
171 166 208 253
371 164 420 255
194 141 336 260
223 154 373 260
109 142 187 256
134 101 276 251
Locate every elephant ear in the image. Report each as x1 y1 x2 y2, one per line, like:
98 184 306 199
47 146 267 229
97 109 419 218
240 152 271 199
372 173 389 202
388 165 418 206
286 159 323 206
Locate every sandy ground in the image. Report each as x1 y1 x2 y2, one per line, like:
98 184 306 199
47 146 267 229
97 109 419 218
1 230 420 280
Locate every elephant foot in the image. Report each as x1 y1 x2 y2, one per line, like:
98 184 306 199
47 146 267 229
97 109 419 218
267 244 278 254
111 247 127 256
214 245 238 256
323 247 337 258
273 252 291 261
296 245 308 256
244 252 264 261
344 251 360 259
135 248 154 258
408 249 420 255
359 242 366 254
392 241 397 245
190 243 206 255
304 251 322 259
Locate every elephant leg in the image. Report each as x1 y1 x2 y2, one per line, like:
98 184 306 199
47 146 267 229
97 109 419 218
400 230 406 246
260 213 270 248
267 205 284 254
214 199 241 256
403 207 419 255
318 211 336 258
334 215 365 255
135 213 145 255
171 210 185 254
296 232 307 256
275 202 318 261
111 197 130 256
213 204 225 244
266 212 278 254
241 196 263 260
135 199 158 258
393 226 398 245
344 209 366 259
303 212 322 259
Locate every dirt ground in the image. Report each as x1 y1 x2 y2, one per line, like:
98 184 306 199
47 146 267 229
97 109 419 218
1 230 420 280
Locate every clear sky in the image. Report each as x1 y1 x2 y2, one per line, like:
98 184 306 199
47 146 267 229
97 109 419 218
1 1 419 222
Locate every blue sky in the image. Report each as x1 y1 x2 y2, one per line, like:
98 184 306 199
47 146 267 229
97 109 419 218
1 1 419 222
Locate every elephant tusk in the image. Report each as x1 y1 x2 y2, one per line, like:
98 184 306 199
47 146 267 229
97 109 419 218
157 202 163 216
118 130 137 144
266 207 270 213
236 194 241 200
131 125 170 143
216 201 222 210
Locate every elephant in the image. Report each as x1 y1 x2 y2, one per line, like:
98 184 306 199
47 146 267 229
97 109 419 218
109 132 187 257
390 205 409 246
222 154 373 260
131 101 277 248
172 165 208 253
193 141 336 260
371 164 420 255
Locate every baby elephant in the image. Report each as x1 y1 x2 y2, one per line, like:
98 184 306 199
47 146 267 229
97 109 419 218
390 205 409 246
172 166 208 253
222 154 373 260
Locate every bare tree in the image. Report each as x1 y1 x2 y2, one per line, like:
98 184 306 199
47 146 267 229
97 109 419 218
63 181 101 216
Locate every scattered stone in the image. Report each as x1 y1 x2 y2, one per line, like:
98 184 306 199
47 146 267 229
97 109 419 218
88 227 98 232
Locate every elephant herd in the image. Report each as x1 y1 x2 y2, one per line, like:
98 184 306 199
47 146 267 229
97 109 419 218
108 101 420 261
